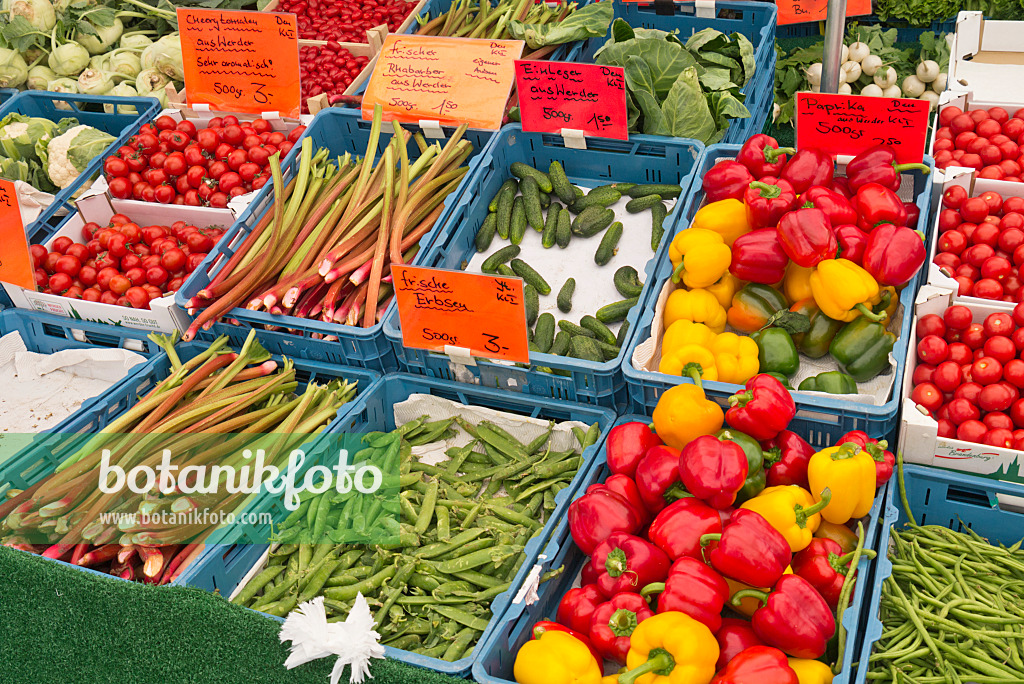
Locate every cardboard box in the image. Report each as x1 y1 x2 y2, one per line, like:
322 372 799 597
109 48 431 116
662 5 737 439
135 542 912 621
949 12 1024 106
2 194 235 333
899 285 1024 484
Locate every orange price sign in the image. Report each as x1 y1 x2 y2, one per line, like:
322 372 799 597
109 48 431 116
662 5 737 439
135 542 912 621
392 265 530 363
361 35 525 130
177 8 301 118
777 0 870 25
0 180 35 290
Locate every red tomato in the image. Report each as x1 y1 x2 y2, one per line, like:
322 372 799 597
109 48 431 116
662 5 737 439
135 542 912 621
146 265 169 287
253 119 272 134
93 252 118 271
176 120 197 139
29 244 47 268
78 265 97 287
1004 359 1024 388
247 146 271 166
42 252 61 273
222 115 239 127
917 335 949 365
120 253 142 271
197 128 220 152
135 133 159 154
183 144 207 168
218 172 242 194
184 189 202 206
961 197 991 223
154 115 177 131
971 222 1000 247
108 234 129 258
984 312 1015 337
99 291 118 305
973 357 1004 385
983 336 1016 364
65 243 90 263
960 323 987 349
104 156 129 178
155 185 176 204
108 274 131 295
54 255 81 277
242 134 262 149
913 364 936 386
980 382 1017 412
932 361 963 393
168 131 190 152
214 143 234 161
124 286 151 309
974 278 1005 300
222 125 244 145
288 125 305 143
911 383 943 412
108 176 132 199
164 153 187 177
186 231 215 253
161 248 186 272
226 148 248 171
209 192 229 208
48 272 72 293
186 165 208 189
208 161 229 179
208 117 224 129
82 287 102 302
51 236 73 255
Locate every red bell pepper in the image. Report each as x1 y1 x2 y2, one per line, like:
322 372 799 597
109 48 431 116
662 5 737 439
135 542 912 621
581 561 599 587
569 487 643 555
710 645 799 684
715 618 765 672
862 223 926 287
837 429 896 486
556 584 605 634
777 207 837 268
640 556 730 632
700 509 790 588
647 497 723 561
737 135 795 178
587 474 651 527
634 445 686 514
588 592 654 664
730 228 789 284
726 374 796 441
845 144 931 193
854 183 907 230
835 224 869 265
731 574 837 659
831 176 852 198
703 160 756 202
678 434 748 509
904 201 920 229
744 177 798 229
588 532 671 598
790 537 861 610
605 422 663 478
802 185 857 226
532 621 604 666
761 430 814 489
780 149 834 195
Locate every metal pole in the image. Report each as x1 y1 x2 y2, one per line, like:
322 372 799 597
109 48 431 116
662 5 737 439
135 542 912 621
820 0 848 93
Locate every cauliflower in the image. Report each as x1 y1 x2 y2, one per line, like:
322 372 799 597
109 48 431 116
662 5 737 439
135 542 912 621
38 124 116 189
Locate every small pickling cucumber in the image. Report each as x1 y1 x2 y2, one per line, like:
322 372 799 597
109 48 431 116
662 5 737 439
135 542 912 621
651 201 668 250
596 297 638 324
520 176 545 232
580 315 617 345
625 183 682 199
549 160 576 204
510 162 552 193
614 266 644 298
509 196 527 245
572 206 614 237
625 194 665 214
594 221 623 266
475 213 498 252
557 278 575 313
533 313 555 353
510 258 551 295
555 208 571 248
569 336 603 362
542 202 561 249
495 179 517 239
481 245 520 273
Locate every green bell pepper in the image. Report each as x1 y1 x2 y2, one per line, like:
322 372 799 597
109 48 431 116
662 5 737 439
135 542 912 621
798 371 858 394
829 317 896 382
715 428 765 503
764 372 793 389
728 283 790 334
751 327 800 378
790 300 844 359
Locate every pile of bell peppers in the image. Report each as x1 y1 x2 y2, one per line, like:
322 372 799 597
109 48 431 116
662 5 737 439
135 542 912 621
513 374 890 684
660 137 931 393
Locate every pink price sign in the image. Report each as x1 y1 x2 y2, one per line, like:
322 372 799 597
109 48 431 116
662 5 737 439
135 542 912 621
514 61 628 140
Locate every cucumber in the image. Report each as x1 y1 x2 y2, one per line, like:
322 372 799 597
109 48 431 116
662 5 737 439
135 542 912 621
534 313 555 353
651 201 668 250
524 283 539 326
549 160 575 204
489 179 517 213
615 320 631 347
497 264 515 278
572 206 615 237
595 221 623 266
549 330 571 356
594 340 622 361
555 208 571 248
495 179 517 239
520 176 545 232
596 297 638 324
510 196 527 245
558 320 595 338
569 336 603 362
539 191 551 209
528 340 541 353
569 187 621 214
580 315 617 345
481 245 520 273
625 183 682 199
625 194 665 214
542 202 561 248
510 162 553 193
593 182 637 194
510 258 551 295
475 213 498 252
557 278 575 313
614 266 644 298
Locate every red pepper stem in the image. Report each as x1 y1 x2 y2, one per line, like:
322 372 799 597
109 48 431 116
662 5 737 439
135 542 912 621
854 303 887 322
795 488 832 524
763 446 782 467
604 547 629 578
663 483 690 503
765 146 796 162
727 390 752 408
893 162 931 175
617 649 676 684
639 582 665 599
748 181 782 199
730 588 769 609
607 608 639 637
699 533 721 547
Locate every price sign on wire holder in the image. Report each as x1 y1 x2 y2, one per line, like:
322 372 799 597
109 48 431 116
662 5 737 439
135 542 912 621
515 61 629 141
776 0 871 25
0 179 35 290
796 92 930 164
393 265 530 363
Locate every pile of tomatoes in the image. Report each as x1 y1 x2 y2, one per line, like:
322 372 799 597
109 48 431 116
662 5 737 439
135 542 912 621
911 303 1024 449
933 105 1024 181
30 214 226 310
300 43 371 110
280 0 419 42
102 115 306 207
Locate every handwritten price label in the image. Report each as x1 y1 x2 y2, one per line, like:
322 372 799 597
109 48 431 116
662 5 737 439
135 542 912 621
177 8 301 118
515 61 628 140
392 265 530 363
0 180 36 290
777 0 870 24
362 35 524 130
796 93 930 164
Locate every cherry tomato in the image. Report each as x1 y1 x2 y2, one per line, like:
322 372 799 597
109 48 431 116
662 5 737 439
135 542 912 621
154 115 177 131
65 243 90 264
48 272 72 293
974 278 1005 300
226 148 248 171
124 286 150 309
168 131 190 152
983 412 1014 431
104 156 129 178
247 145 271 166
108 274 131 295
54 255 81 277
82 287 101 302
51 236 73 255
208 161 229 179
931 361 962 393
154 185 176 204
42 252 61 273
29 244 48 268
120 253 142 271
108 176 132 199
135 133 159 154
288 125 305 143
916 314 946 340
186 231 215 253
183 144 208 168
938 231 967 255
956 419 988 443
108 234 129 259
972 222 1000 246
218 172 242 194
161 248 186 272
214 143 234 161
163 153 187 177
983 427 1014 448
93 252 118 271
176 120 197 139
911 382 944 412
955 381 983 404
209 191 229 208
222 125 245 146
961 197 991 223
917 335 949 365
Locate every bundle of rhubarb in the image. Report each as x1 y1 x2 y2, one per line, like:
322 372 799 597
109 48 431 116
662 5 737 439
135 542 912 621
182 105 474 339
0 330 359 583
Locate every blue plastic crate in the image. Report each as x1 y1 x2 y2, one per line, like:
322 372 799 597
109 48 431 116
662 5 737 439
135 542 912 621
622 144 934 442
176 371 616 677
0 88 15 105
174 108 492 372
473 414 889 684
854 465 1024 684
382 124 704 409
776 16 956 41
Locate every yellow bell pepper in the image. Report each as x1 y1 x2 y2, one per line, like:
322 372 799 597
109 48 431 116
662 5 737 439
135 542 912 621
652 369 724 450
725 567 793 617
706 273 742 309
665 288 727 333
710 333 759 385
783 264 815 305
663 319 718 354
740 485 830 552
618 612 719 684
878 286 899 320
809 259 887 323
691 198 751 247
660 344 719 380
807 443 877 524
668 229 732 289
514 630 603 684
787 659 835 684
603 676 623 684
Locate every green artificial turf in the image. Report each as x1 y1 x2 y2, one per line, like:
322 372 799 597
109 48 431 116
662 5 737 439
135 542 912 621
0 547 468 684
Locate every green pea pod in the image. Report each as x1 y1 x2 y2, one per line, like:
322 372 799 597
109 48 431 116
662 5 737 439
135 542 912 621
750 327 800 377
715 428 765 503
799 371 859 394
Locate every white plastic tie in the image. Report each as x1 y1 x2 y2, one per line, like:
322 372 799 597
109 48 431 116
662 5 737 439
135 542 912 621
70 328 88 343
443 345 477 367
560 128 587 150
419 119 446 139
695 0 716 18
262 111 282 120
513 564 544 606
192 103 212 112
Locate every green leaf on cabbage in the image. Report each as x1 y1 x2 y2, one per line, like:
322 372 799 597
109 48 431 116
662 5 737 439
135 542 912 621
508 1 613 49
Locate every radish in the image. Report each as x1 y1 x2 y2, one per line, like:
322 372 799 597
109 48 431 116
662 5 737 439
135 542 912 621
861 83 884 97
932 73 948 93
902 74 926 98
842 60 862 83
848 41 870 62
805 62 823 87
874 67 898 89
920 91 940 111
839 83 852 94
773 102 781 122
841 44 850 63
882 84 903 98
861 54 883 76
916 60 940 83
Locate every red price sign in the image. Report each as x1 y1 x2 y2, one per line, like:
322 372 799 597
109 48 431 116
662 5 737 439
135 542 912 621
392 265 530 363
796 93 930 164
515 61 628 140
777 0 871 25
0 180 34 290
